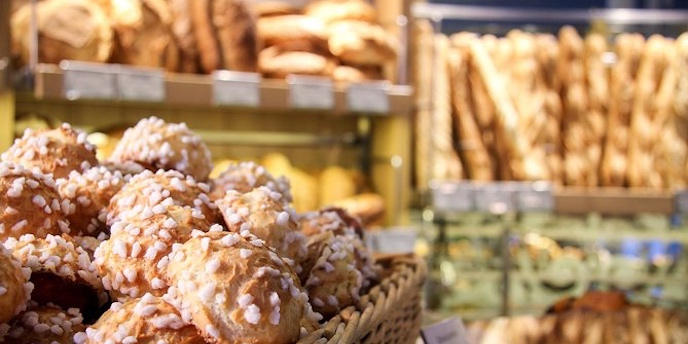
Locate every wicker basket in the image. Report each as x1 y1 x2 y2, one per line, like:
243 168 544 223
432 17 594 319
298 254 427 344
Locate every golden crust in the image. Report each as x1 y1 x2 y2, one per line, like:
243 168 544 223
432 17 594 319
0 162 71 241
164 231 312 344
259 48 337 78
3 305 86 344
0 245 32 324
3 233 106 312
209 161 292 203
109 117 213 182
94 205 213 301
56 166 128 236
11 0 114 66
106 169 218 226
301 231 362 318
327 20 397 66
304 0 377 24
257 15 328 49
76 294 204 344
215 187 306 264
1 124 97 180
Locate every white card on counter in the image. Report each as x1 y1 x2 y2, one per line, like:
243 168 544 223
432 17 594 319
432 182 473 212
116 65 165 102
474 183 515 214
516 185 554 212
287 75 334 110
421 317 470 344
347 81 390 114
60 60 115 100
213 70 261 107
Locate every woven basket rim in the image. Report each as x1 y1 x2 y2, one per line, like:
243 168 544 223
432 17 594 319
298 253 427 344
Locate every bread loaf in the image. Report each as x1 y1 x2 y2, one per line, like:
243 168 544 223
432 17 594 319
304 0 377 24
258 46 336 78
327 20 396 66
628 35 678 188
448 33 493 181
166 0 199 73
558 26 590 187
332 65 383 82
191 0 258 73
600 33 645 187
583 33 609 187
257 14 328 49
676 33 688 187
11 0 113 66
413 20 434 188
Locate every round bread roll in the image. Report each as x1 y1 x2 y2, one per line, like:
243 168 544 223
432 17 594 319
109 117 213 182
304 0 377 24
332 64 383 82
209 161 292 203
74 293 204 344
300 230 363 318
0 162 72 241
3 305 86 344
72 235 106 260
106 169 218 226
215 187 306 265
164 231 319 344
0 245 32 325
299 207 363 238
259 47 337 78
100 160 146 177
56 166 128 236
3 234 105 316
2 123 98 180
11 0 113 67
94 205 215 301
190 0 258 73
327 20 397 66
107 0 180 71
257 15 328 48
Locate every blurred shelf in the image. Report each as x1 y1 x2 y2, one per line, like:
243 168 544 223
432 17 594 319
30 63 414 117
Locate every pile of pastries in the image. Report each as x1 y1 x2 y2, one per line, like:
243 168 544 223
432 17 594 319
0 116 380 344
10 0 396 82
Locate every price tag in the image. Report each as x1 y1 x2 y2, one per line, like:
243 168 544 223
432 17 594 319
421 317 470 344
516 182 554 212
60 60 115 100
287 75 334 110
432 182 473 212
115 65 165 102
347 81 390 114
675 190 688 214
213 70 261 107
475 183 515 214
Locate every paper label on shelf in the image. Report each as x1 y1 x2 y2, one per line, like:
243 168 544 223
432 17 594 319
347 81 390 114
432 182 473 212
116 65 165 102
675 190 688 214
213 70 261 107
516 188 554 212
474 184 515 214
60 60 115 100
421 317 470 344
287 75 334 110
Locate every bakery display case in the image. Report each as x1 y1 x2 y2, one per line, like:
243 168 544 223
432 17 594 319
410 2 688 340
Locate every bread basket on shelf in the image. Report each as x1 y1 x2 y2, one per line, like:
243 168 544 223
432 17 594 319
299 254 427 344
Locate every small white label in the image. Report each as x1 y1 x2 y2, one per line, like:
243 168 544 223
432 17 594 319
421 317 470 344
432 182 473 212
516 183 554 212
287 75 334 110
61 60 115 100
347 81 390 114
213 70 261 107
116 65 165 102
676 190 688 214
475 183 515 214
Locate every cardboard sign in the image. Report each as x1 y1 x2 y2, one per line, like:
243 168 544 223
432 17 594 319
421 317 470 344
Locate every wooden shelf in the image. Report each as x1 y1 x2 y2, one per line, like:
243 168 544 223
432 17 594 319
32 63 414 116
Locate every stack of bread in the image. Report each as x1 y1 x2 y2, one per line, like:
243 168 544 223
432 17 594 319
255 0 396 82
10 0 396 80
466 291 688 343
418 26 688 189
0 116 383 343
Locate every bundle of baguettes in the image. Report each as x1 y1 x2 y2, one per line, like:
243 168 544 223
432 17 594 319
627 35 679 189
600 33 645 187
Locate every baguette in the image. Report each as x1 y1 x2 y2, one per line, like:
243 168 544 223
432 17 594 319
583 33 609 187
